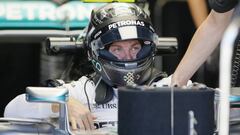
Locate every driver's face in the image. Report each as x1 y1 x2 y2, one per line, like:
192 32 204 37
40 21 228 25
108 40 141 60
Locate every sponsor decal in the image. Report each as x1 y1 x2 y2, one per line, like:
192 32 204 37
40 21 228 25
123 72 135 85
93 30 102 39
93 103 117 109
189 110 198 135
91 59 102 71
108 20 145 30
0 1 103 28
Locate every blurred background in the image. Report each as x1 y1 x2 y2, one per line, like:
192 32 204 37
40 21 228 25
0 0 215 116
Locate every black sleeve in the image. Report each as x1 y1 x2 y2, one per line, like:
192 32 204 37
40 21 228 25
208 0 238 13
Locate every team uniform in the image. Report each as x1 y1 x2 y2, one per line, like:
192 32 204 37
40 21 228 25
209 0 240 21
4 75 173 129
209 0 238 13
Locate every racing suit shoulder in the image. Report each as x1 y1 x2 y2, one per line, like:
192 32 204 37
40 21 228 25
62 76 96 104
4 94 57 119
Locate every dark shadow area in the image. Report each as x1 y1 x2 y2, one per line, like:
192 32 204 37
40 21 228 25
161 1 196 77
0 43 40 116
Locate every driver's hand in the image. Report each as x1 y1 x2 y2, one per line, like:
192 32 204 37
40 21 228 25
67 97 96 131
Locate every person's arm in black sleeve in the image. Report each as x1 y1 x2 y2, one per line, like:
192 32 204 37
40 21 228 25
209 0 238 13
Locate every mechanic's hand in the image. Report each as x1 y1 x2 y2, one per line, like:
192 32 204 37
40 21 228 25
151 75 192 87
67 97 96 131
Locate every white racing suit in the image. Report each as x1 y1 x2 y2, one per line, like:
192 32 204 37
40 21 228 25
4 75 188 129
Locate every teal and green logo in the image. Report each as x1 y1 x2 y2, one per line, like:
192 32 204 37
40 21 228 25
91 59 102 72
0 1 104 29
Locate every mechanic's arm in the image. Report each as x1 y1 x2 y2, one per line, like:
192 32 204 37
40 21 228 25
187 0 209 27
171 9 234 86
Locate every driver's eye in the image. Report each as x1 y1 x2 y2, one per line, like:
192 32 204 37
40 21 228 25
111 47 123 55
130 44 141 54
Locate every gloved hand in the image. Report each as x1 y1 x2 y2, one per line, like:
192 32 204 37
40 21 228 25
52 97 96 131
67 97 96 130
151 75 192 87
